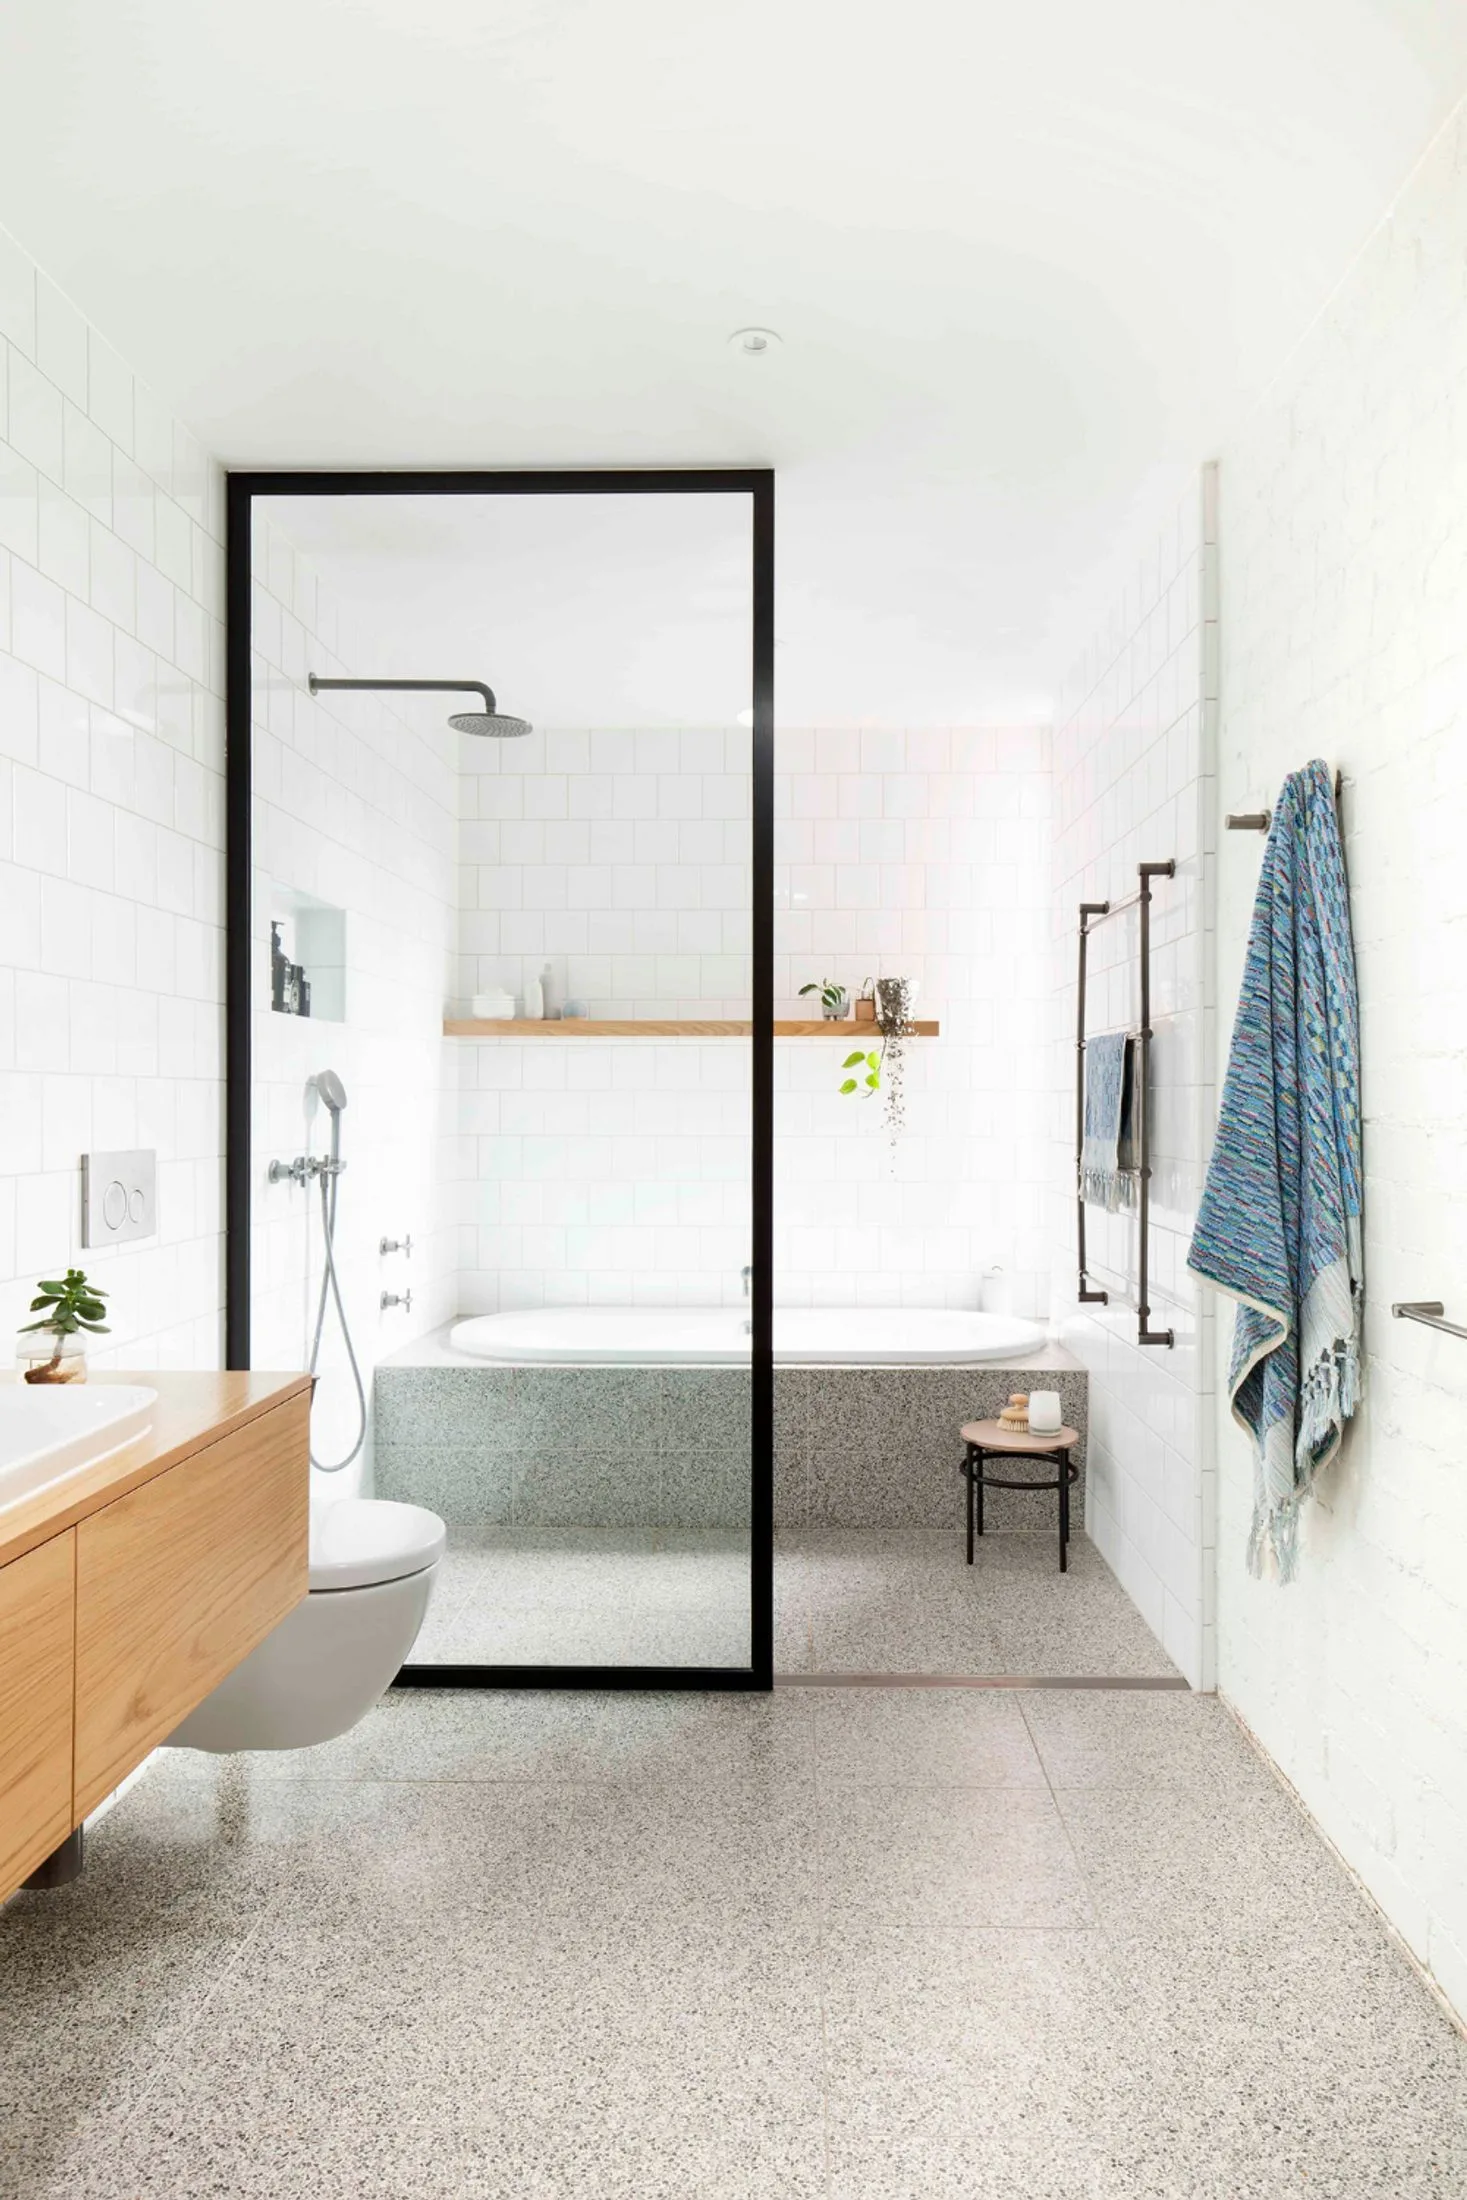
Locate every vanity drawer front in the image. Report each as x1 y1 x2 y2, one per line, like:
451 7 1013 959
74 1395 309 1816
0 1530 76 1903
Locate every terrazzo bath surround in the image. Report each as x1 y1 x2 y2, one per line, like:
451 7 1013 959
374 1341 1086 1532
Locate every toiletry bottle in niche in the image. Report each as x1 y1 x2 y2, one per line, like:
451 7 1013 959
540 960 561 1020
525 972 544 1021
271 922 288 1012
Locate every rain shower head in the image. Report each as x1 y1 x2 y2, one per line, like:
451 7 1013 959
307 675 532 739
448 704 533 738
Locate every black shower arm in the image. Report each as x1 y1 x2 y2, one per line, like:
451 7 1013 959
307 675 496 712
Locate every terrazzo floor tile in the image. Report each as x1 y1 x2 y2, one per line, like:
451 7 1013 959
0 1888 256 2200
1095 1913 1467 2200
977 1537 1181 1677
808 1592 1008 1675
1017 1685 1271 1789
418 1524 1174 1680
1056 1779 1370 1941
816 1784 1093 1928
201 1685 815 1790
83 1917 829 2199
9 1685 1467 2197
820 1924 1124 2199
409 1528 756 1670
775 1526 1175 1677
811 1686 1047 1788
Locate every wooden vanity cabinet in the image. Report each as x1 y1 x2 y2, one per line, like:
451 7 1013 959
0 1380 309 1903
0 1531 76 1897
73 1392 310 1818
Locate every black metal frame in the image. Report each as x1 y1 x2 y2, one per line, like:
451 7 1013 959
1075 859 1175 1349
225 466 776 1693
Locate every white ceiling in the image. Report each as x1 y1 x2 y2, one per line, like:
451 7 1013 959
4 1 1466 721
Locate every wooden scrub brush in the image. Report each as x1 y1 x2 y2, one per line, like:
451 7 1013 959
997 1393 1030 1434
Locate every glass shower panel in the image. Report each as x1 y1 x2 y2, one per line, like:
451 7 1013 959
245 482 765 1680
424 491 758 1674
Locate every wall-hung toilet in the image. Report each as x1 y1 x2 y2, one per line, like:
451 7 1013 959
170 1498 445 1753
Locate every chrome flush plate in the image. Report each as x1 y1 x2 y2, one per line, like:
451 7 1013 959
82 1150 157 1247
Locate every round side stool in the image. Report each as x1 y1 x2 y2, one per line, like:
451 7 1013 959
958 1419 1080 1573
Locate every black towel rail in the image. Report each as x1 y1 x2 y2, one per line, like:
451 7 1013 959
1076 860 1176 1349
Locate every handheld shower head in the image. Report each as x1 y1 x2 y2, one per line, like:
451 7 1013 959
315 1070 348 1114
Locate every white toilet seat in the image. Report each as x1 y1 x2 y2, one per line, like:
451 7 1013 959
309 1497 446 1591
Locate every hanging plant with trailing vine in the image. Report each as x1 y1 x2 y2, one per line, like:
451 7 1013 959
839 975 915 1144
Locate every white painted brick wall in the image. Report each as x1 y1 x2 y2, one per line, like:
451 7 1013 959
0 223 227 1368
1049 471 1218 1688
1215 105 1467 2021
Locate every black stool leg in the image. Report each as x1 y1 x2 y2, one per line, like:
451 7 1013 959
964 1446 974 1564
1058 1449 1070 1572
975 1452 985 1540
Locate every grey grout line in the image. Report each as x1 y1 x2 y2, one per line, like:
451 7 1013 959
775 1671 1192 1690
1014 1685 1105 1940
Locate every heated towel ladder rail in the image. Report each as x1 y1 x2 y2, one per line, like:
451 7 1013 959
1076 860 1176 1349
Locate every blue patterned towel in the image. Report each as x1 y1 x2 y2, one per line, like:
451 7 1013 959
1082 1031 1136 1212
1188 760 1363 1580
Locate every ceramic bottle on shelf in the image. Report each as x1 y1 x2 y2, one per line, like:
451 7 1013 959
524 974 544 1020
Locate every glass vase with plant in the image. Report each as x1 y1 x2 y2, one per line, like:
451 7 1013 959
799 978 850 1020
18 1269 110 1384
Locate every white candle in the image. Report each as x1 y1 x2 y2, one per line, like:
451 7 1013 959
1028 1389 1062 1434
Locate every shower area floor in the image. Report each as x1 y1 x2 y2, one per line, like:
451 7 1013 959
409 1527 1180 1679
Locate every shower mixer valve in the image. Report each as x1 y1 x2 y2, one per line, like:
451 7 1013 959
268 1154 347 1186
380 1236 413 1256
381 1290 413 1313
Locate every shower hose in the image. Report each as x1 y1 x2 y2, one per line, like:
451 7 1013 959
309 1153 368 1474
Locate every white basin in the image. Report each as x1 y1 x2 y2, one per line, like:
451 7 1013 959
0 1384 158 1512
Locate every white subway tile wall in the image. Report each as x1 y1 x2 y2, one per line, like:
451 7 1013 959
0 224 227 1368
248 513 461 1492
453 729 1053 1317
1216 107 1467 2020
1049 469 1218 1688
0 221 1056 1390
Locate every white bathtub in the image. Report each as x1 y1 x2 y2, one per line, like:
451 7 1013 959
447 1307 1045 1367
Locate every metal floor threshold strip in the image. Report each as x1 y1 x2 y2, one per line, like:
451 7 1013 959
774 1671 1191 1690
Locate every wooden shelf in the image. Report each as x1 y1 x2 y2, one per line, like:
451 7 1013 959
443 1018 941 1039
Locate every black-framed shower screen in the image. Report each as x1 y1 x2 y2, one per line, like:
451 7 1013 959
224 467 775 1691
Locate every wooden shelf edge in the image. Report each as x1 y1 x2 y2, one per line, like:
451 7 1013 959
443 1018 941 1038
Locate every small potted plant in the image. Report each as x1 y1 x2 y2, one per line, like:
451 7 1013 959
799 978 850 1020
18 1269 110 1383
